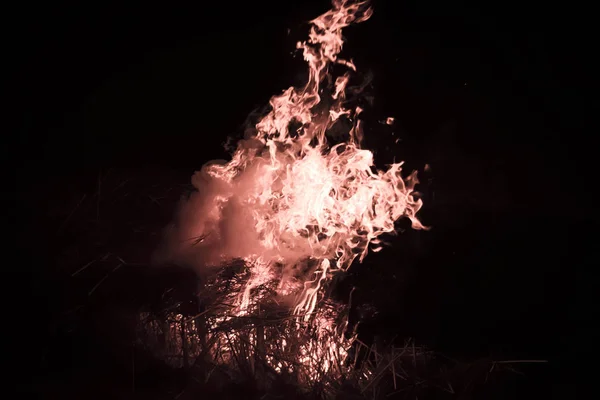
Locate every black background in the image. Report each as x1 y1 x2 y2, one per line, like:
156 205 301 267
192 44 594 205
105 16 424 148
11 0 592 398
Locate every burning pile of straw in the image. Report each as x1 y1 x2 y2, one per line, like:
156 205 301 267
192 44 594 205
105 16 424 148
135 0 432 396
133 1 546 398
136 265 439 398
145 0 427 389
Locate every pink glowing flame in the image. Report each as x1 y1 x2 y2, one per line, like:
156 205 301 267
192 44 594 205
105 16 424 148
163 0 426 381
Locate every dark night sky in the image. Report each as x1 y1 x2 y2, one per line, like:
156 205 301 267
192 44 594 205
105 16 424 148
10 0 592 398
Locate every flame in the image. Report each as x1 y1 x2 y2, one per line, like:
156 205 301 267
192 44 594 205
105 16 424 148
195 0 424 282
174 0 426 383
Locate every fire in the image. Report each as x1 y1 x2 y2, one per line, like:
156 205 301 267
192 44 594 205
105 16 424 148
159 0 426 386
194 0 424 285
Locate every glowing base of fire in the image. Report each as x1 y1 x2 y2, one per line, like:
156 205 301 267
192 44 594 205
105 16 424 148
138 256 356 384
206 257 354 383
137 291 434 396
207 306 353 383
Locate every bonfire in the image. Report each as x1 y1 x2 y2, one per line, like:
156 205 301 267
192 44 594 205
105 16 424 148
140 0 430 395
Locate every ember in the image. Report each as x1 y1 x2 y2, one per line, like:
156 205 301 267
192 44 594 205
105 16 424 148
149 0 426 390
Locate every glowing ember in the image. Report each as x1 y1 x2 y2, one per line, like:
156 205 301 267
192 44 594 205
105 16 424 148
161 0 426 385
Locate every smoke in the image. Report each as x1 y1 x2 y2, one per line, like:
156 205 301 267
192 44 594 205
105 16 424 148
155 155 265 272
154 139 319 277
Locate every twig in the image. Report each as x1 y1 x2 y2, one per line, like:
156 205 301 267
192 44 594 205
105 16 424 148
361 345 410 393
185 233 211 246
391 347 397 390
88 263 123 296
112 178 131 192
148 195 163 206
72 258 98 276
412 339 416 367
205 364 218 383
185 308 215 323
57 193 87 233
113 254 144 266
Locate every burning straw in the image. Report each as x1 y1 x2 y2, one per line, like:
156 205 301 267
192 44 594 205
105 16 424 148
145 0 431 396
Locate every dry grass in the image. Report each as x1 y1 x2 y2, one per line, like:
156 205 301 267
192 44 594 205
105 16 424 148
136 264 547 400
